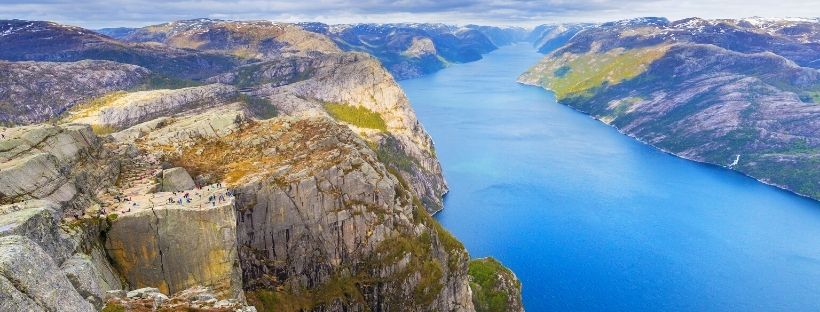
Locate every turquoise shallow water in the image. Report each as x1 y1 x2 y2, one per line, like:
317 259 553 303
400 43 820 312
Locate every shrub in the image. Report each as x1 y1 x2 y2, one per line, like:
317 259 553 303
241 94 278 119
323 102 387 131
468 257 520 312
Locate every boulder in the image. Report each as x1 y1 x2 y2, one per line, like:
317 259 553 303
0 235 94 312
160 167 196 192
105 202 242 298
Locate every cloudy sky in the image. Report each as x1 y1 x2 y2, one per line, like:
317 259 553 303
0 0 817 29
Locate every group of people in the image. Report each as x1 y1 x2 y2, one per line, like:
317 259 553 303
163 186 236 208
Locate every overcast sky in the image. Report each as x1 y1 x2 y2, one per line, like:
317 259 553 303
0 0 817 29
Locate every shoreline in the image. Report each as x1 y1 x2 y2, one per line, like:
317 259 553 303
517 80 820 204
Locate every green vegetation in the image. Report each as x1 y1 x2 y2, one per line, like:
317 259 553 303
106 213 119 223
65 91 128 120
799 91 820 104
536 45 669 99
132 74 204 91
248 275 364 312
240 94 278 119
553 65 571 77
234 62 316 88
786 138 819 154
324 102 387 131
90 124 117 135
375 230 445 306
740 155 820 200
100 302 125 312
373 135 417 172
468 257 521 312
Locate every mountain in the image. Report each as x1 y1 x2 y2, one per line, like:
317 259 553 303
528 23 594 54
0 19 239 80
0 60 150 125
0 19 524 312
99 18 340 59
520 17 820 200
299 23 527 79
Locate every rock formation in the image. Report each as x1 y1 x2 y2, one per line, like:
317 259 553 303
0 18 524 312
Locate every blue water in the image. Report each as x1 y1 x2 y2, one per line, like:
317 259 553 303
400 44 820 312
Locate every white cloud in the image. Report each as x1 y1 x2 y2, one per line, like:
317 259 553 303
0 0 816 28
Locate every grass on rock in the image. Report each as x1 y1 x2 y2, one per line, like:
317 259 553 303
323 102 387 131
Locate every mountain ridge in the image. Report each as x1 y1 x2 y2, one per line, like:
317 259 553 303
520 16 820 200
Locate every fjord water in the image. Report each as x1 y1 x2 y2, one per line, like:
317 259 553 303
400 44 820 311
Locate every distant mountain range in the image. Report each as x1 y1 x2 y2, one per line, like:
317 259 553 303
100 20 529 80
520 17 820 200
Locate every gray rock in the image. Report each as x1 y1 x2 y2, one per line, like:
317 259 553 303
230 51 449 213
70 84 239 129
61 253 108 309
0 59 150 125
160 167 196 192
0 235 94 312
0 153 74 203
106 289 127 300
126 287 161 299
0 200 75 264
0 274 45 312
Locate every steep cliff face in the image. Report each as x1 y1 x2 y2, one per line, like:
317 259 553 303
242 53 447 212
145 116 473 311
520 17 820 200
105 198 242 298
0 60 150 125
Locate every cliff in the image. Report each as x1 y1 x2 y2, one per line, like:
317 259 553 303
520 17 820 200
0 18 523 312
